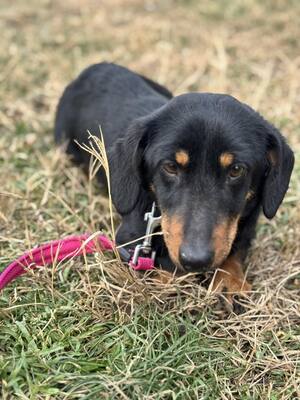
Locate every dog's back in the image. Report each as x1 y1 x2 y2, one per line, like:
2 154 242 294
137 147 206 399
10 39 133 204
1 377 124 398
55 62 171 164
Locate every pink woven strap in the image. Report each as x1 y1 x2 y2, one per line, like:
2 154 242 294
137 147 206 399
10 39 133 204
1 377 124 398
0 233 155 290
0 234 113 290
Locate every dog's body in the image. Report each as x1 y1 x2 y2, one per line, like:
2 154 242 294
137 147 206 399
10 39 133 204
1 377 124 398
55 62 294 298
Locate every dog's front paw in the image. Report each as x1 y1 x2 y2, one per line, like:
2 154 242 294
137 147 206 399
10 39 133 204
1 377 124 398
210 255 252 314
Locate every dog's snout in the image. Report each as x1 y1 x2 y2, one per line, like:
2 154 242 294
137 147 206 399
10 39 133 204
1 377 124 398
179 245 214 272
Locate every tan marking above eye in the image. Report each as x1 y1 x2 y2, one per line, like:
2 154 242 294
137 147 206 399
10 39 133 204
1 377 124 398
175 150 189 166
219 152 234 168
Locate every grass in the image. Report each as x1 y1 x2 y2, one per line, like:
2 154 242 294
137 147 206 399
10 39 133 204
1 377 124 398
0 0 300 398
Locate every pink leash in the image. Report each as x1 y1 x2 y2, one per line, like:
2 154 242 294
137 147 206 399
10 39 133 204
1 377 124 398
0 233 154 290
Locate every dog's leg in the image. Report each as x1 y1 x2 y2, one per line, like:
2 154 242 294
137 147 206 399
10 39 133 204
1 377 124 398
211 255 252 312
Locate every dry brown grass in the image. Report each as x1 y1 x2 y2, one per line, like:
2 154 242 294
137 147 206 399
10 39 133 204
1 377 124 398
0 0 300 398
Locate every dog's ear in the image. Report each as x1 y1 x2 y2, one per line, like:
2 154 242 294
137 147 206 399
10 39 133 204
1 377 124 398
262 123 294 219
108 117 152 215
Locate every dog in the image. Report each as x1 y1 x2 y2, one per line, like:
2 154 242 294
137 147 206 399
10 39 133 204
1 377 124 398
55 62 294 302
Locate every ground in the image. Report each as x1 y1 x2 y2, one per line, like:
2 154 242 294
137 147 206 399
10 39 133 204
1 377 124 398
0 0 299 399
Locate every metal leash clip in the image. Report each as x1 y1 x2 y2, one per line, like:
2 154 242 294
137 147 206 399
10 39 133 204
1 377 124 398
130 203 162 266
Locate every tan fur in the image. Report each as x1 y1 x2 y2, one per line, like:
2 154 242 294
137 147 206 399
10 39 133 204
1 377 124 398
175 150 189 166
212 216 240 267
268 149 278 166
211 255 252 295
153 270 174 284
161 214 184 267
246 190 254 201
219 152 234 168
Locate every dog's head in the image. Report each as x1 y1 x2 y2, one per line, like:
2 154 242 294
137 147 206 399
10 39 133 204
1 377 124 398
109 94 294 272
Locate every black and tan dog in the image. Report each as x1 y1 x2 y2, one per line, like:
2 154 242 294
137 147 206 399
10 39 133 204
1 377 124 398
55 62 294 299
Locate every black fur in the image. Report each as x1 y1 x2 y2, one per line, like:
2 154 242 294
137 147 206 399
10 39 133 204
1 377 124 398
55 62 294 273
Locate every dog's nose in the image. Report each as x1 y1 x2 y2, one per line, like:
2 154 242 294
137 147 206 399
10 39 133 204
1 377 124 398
179 245 214 272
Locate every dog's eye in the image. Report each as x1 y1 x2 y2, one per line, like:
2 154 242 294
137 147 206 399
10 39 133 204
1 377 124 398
162 161 178 175
228 164 246 180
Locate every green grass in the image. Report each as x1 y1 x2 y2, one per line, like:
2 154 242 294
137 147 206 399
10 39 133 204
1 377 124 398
0 0 300 398
2 284 299 399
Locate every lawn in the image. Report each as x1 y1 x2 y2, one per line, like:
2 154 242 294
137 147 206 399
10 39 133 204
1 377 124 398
0 0 299 398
